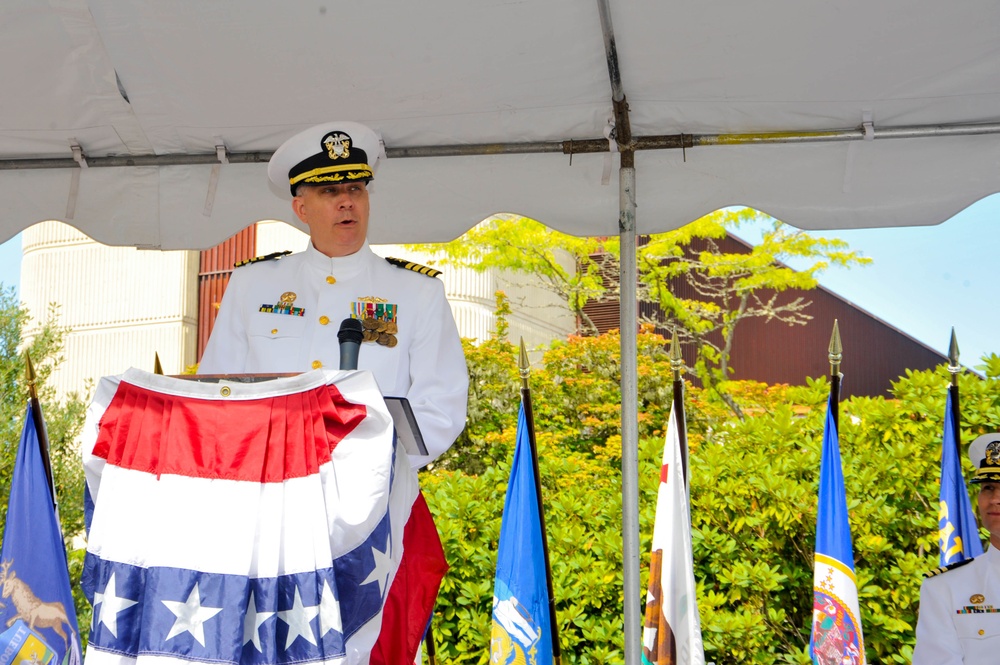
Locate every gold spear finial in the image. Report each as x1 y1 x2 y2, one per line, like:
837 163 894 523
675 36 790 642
25 352 39 402
154 352 164 375
828 319 843 377
948 327 961 385
518 337 530 390
670 329 683 381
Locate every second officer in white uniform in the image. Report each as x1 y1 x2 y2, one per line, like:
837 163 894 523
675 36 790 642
913 432 1000 664
198 121 468 468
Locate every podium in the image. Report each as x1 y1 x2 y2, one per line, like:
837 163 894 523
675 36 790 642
192 372 429 458
80 368 444 665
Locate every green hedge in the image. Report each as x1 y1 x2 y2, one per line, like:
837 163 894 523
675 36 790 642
424 331 1000 664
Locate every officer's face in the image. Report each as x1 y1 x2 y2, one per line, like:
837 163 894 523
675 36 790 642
292 182 370 258
978 482 1000 544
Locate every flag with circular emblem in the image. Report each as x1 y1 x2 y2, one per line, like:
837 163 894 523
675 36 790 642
810 397 866 665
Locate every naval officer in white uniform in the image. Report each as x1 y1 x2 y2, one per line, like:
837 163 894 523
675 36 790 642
913 432 1000 664
198 121 468 468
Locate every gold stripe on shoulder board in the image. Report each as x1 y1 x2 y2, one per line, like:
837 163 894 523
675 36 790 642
924 557 975 578
234 250 292 268
384 257 442 278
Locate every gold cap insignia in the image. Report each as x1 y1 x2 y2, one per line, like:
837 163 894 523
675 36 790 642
323 132 351 160
987 440 1000 466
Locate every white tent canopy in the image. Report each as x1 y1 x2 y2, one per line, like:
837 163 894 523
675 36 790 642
6 3 1000 663
3 0 1000 249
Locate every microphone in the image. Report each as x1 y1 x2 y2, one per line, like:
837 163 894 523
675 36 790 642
337 318 364 370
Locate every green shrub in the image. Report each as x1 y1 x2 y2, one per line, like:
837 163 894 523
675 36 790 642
426 330 1000 664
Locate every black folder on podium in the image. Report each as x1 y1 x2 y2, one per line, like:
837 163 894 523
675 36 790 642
383 396 427 457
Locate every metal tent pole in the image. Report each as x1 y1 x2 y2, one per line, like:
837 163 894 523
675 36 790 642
596 2 641 664
618 165 640 665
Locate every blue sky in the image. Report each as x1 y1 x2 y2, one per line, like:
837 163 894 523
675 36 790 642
731 195 998 368
1 195 996 365
0 234 18 296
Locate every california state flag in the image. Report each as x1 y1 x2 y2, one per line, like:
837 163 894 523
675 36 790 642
642 405 704 665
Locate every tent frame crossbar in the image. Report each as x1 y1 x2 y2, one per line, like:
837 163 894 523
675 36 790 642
3 122 999 170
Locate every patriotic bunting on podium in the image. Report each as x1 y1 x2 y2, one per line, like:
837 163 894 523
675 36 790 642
80 369 419 665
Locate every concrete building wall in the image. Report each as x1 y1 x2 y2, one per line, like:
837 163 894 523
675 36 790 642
21 221 199 397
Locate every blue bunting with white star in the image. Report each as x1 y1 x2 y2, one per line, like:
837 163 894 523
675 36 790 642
83 512 393 664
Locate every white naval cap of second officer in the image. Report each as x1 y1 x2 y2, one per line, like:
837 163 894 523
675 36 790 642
969 432 1000 484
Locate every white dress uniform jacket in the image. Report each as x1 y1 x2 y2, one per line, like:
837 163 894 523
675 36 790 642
198 241 469 468
913 545 1000 664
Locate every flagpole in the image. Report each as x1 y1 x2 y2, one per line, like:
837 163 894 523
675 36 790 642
518 338 562 665
936 328 982 564
948 328 962 458
424 625 437 665
828 320 842 429
24 353 56 504
670 330 688 489
810 319 866 664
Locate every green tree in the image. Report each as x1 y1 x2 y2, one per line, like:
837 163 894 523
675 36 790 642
406 209 870 419
405 215 619 334
0 285 90 636
638 209 870 419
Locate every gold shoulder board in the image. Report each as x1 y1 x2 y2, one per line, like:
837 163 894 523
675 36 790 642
234 250 292 268
385 257 442 278
924 557 975 579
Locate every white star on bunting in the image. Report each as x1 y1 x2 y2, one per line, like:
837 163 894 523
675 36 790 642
278 587 320 650
318 580 342 638
243 590 275 651
96 572 138 638
362 533 393 597
162 582 224 647
92 585 103 633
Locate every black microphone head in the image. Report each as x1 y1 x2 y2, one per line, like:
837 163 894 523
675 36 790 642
337 317 364 344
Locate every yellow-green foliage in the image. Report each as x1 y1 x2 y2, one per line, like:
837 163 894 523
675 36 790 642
426 330 1000 664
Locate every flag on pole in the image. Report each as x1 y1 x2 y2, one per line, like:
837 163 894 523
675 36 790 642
0 402 82 665
936 389 982 566
80 368 420 665
642 404 704 665
490 402 553 665
810 396 866 665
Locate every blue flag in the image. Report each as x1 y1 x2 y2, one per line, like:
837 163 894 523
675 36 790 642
810 396 866 665
0 403 82 665
490 402 553 665
937 389 983 565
